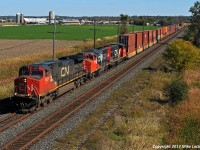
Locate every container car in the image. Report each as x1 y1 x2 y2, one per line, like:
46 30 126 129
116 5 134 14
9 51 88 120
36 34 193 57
148 30 153 47
135 32 143 53
119 34 136 57
143 30 149 49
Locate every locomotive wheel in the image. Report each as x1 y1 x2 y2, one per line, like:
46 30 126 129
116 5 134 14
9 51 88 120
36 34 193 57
48 97 53 103
74 80 80 88
80 78 85 85
90 73 94 79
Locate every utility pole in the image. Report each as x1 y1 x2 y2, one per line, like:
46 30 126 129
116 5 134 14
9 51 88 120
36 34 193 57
48 16 62 61
93 18 96 49
132 20 134 33
117 20 120 42
53 17 56 61
90 18 100 49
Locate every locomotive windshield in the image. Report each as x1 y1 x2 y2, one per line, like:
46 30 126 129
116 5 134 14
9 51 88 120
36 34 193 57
19 67 43 80
19 67 29 76
87 54 95 60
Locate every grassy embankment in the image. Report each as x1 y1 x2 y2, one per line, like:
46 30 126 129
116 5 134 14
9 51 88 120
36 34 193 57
54 54 200 149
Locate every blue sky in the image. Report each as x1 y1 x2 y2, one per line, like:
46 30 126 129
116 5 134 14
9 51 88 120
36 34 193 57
0 0 197 16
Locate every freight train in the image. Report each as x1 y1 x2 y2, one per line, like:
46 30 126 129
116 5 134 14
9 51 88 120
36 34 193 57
14 24 179 112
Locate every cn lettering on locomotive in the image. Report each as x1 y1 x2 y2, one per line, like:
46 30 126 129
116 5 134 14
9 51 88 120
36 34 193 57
61 66 70 77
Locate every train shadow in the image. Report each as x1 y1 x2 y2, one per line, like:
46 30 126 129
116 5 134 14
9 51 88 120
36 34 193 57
0 97 16 114
143 67 157 72
149 98 170 105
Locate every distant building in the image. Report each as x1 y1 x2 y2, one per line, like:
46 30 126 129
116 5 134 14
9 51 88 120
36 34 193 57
0 19 6 23
80 19 92 24
59 19 80 25
23 18 47 24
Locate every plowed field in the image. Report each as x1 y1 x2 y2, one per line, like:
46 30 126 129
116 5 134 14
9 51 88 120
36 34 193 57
0 40 83 61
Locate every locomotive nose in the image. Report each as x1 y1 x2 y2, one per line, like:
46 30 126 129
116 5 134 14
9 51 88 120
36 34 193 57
14 77 28 95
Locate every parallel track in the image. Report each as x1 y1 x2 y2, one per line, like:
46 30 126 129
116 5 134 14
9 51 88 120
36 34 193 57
69 28 187 150
1 28 185 150
0 113 30 133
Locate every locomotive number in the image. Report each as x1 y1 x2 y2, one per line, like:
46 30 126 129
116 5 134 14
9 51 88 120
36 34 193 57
61 66 69 77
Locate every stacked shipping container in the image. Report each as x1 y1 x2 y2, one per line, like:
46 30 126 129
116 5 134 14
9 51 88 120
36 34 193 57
118 25 177 58
148 30 153 47
143 31 149 49
135 32 143 53
119 34 136 58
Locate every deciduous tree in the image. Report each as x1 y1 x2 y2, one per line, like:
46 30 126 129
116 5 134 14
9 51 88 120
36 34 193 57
120 14 129 34
187 1 200 47
163 39 199 72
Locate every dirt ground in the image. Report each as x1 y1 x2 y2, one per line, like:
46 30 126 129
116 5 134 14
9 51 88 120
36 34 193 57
0 40 83 61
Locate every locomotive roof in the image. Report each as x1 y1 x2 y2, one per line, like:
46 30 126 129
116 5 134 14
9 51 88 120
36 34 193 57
59 53 86 63
29 59 74 71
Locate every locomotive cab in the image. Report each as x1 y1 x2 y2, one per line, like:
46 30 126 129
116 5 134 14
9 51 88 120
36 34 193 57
14 65 57 110
83 53 99 73
15 66 43 97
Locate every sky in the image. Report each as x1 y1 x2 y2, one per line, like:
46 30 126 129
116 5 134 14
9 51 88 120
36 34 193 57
0 0 197 16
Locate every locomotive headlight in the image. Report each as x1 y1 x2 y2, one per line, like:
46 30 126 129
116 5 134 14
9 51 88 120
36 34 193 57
24 79 27 82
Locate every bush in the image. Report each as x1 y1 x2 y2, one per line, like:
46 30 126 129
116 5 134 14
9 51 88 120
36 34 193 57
165 80 189 103
163 39 200 72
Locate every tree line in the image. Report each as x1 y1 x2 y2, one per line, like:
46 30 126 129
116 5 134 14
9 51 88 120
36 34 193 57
184 1 200 47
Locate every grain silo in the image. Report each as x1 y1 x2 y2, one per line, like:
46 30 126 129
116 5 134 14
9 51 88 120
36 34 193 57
49 11 55 24
16 13 20 24
20 13 24 24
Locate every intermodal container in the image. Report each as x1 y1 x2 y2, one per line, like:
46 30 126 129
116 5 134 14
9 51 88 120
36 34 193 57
143 31 149 50
135 32 143 53
148 30 153 47
119 33 136 58
161 26 168 38
156 28 161 41
153 30 157 44
166 26 170 36
169 25 176 34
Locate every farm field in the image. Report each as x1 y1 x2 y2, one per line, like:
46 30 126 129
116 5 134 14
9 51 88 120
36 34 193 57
0 24 158 60
0 40 83 61
0 24 158 40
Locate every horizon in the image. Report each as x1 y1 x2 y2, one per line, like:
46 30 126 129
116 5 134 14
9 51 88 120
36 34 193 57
0 0 197 17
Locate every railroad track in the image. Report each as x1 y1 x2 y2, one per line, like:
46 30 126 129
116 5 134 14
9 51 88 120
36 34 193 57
0 113 30 133
64 27 187 150
1 27 186 150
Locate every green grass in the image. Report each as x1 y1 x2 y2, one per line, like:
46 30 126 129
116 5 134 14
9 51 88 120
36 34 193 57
179 118 200 144
0 24 158 40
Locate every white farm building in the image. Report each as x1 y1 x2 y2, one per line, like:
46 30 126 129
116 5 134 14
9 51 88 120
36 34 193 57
23 18 47 24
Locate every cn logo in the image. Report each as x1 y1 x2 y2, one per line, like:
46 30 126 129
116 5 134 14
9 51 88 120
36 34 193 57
61 66 69 77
